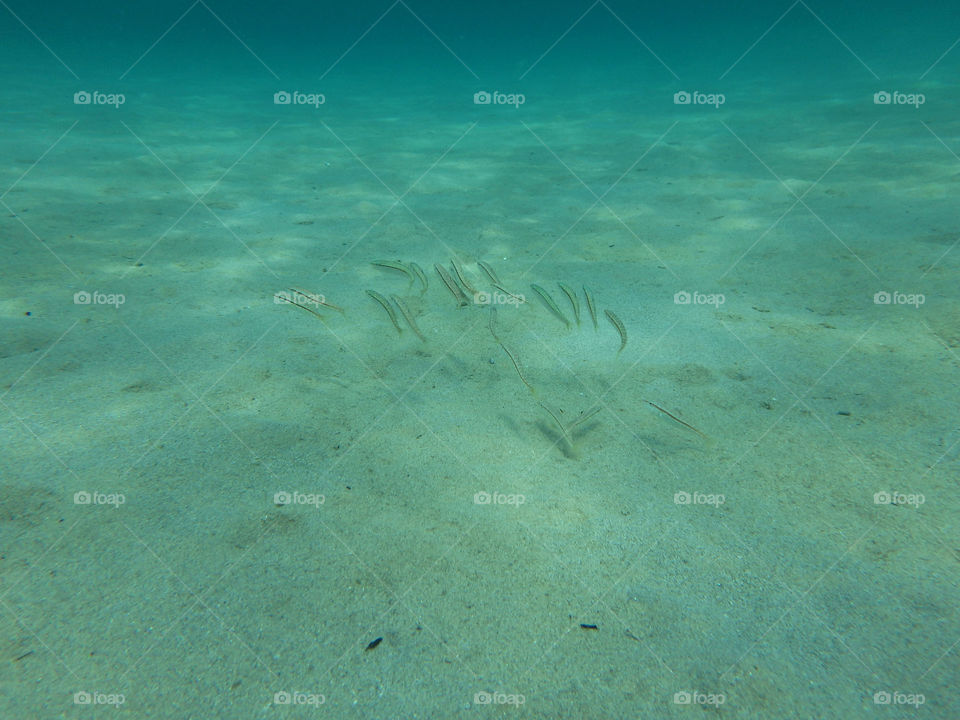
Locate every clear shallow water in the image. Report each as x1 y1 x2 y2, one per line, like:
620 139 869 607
2 2 958 718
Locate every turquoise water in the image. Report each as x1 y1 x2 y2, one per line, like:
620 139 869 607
2 2 958 718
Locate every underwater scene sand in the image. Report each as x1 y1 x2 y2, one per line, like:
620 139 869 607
2 3 960 718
